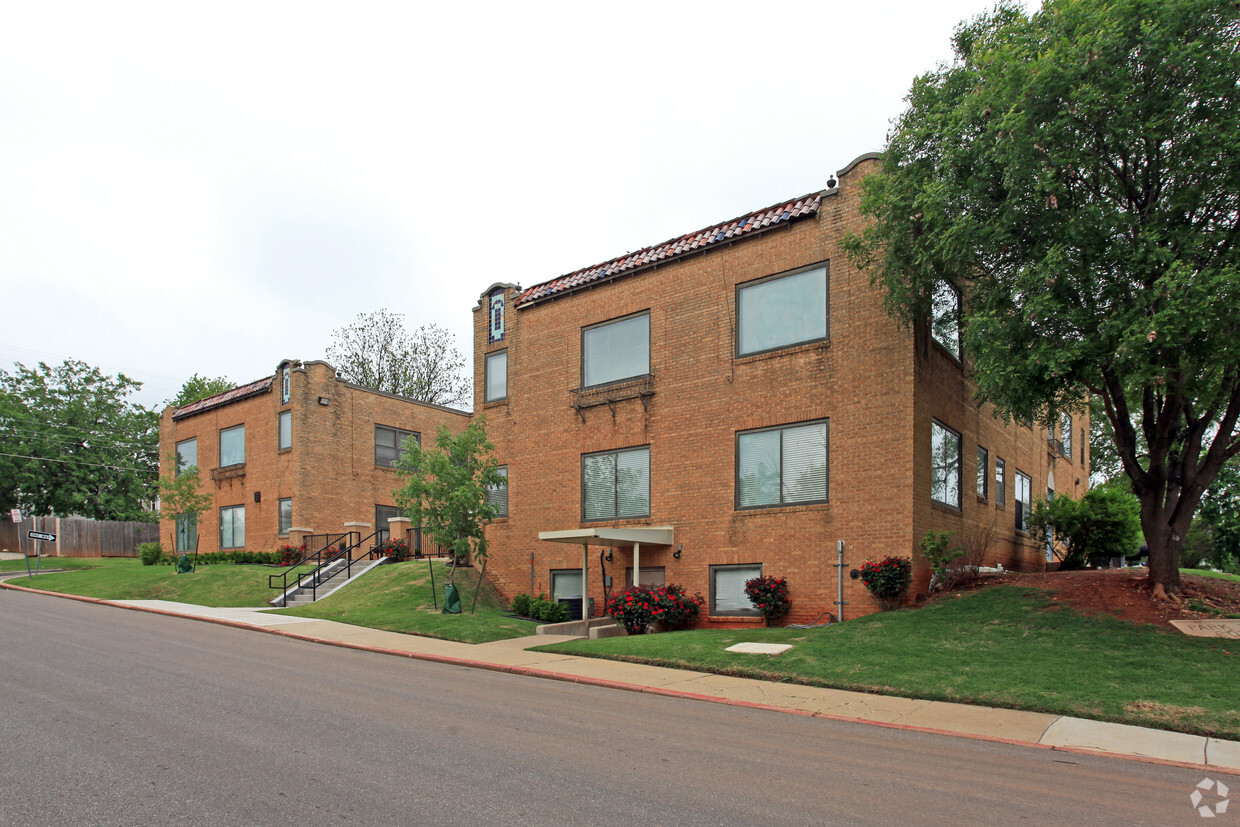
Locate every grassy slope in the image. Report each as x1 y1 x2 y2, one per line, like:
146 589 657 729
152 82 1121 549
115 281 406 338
9 557 310 606
1 556 103 573
536 586 1240 739
271 560 536 644
1182 568 1240 584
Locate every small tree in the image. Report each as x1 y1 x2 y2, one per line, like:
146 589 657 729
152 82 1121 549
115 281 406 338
1029 482 1142 570
158 453 213 564
393 418 505 586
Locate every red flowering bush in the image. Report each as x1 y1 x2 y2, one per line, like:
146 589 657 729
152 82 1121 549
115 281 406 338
277 544 306 566
377 538 411 562
743 575 791 626
859 556 912 607
606 583 703 634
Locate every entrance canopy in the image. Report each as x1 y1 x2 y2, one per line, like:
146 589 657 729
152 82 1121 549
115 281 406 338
536 526 674 548
535 526 674 623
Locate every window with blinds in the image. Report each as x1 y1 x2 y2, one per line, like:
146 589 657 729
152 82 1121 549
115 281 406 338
737 265 828 356
582 446 650 521
736 420 828 509
710 564 761 616
487 466 508 517
582 312 650 388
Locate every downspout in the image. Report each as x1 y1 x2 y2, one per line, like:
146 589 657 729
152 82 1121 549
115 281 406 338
835 540 847 622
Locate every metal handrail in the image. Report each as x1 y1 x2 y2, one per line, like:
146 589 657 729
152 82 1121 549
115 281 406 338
268 532 354 607
268 535 335 601
270 529 396 607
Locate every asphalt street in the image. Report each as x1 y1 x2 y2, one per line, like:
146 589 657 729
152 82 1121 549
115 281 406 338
0 589 1223 825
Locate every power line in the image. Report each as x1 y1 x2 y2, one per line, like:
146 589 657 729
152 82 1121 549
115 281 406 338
0 451 155 474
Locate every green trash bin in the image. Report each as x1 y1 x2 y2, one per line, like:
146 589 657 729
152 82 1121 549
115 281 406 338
442 583 462 614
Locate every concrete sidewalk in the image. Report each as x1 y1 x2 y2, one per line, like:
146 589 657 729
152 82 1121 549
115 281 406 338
5 580 1239 775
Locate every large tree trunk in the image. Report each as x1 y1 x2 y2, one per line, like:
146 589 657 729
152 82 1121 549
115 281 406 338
1140 516 1183 602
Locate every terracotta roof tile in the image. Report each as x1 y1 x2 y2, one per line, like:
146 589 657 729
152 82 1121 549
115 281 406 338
171 376 274 421
516 191 823 307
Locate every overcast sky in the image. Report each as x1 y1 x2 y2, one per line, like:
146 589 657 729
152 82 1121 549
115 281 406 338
1 0 1014 411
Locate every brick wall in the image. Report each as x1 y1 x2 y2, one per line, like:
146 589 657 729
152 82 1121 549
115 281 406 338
158 360 470 556
474 156 1087 624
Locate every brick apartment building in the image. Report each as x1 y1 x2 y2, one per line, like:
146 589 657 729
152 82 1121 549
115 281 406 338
472 153 1088 624
157 359 469 556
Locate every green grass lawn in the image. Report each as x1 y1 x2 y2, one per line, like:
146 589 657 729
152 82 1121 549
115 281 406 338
1182 568 1240 584
536 586 1240 740
270 560 536 644
8 557 313 606
1 556 104 573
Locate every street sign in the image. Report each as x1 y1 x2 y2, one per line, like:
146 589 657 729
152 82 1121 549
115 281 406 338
27 531 56 542
9 509 19 523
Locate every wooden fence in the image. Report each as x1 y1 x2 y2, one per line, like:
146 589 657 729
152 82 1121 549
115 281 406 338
0 517 159 558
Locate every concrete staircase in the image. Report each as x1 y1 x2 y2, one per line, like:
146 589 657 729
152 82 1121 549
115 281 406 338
271 556 388 607
535 616 625 639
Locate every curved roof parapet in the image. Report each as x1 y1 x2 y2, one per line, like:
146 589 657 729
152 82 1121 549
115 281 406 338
837 152 883 178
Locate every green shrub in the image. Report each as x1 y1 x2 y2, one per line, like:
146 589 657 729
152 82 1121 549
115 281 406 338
138 542 163 566
920 530 963 591
1029 482 1141 569
860 556 912 607
743 575 790 626
511 593 532 617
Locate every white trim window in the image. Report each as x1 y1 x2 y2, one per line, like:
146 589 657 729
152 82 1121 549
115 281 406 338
736 420 828 509
737 265 828 356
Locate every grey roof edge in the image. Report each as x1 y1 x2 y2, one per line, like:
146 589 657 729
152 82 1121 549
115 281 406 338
837 152 883 178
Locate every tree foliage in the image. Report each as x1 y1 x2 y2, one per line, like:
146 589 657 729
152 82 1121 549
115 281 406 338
168 374 234 409
393 418 505 585
157 452 214 552
326 310 470 408
1188 459 1240 572
1029 482 1143 570
0 360 159 520
845 0 1240 597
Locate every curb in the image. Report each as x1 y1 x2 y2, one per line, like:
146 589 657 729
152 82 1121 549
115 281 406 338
4 581 1236 775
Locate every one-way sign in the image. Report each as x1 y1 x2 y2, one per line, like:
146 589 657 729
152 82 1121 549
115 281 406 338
27 531 56 542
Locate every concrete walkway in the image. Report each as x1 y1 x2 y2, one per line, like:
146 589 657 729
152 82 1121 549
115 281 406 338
4 578 1239 775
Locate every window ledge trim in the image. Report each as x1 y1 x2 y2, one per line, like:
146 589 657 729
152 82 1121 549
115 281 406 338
734 338 829 365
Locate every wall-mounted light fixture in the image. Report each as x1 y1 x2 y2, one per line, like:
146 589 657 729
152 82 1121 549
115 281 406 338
318 396 330 406
253 491 261 503
673 543 682 559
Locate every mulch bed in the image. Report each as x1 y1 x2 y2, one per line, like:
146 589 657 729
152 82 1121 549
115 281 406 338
943 568 1240 629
